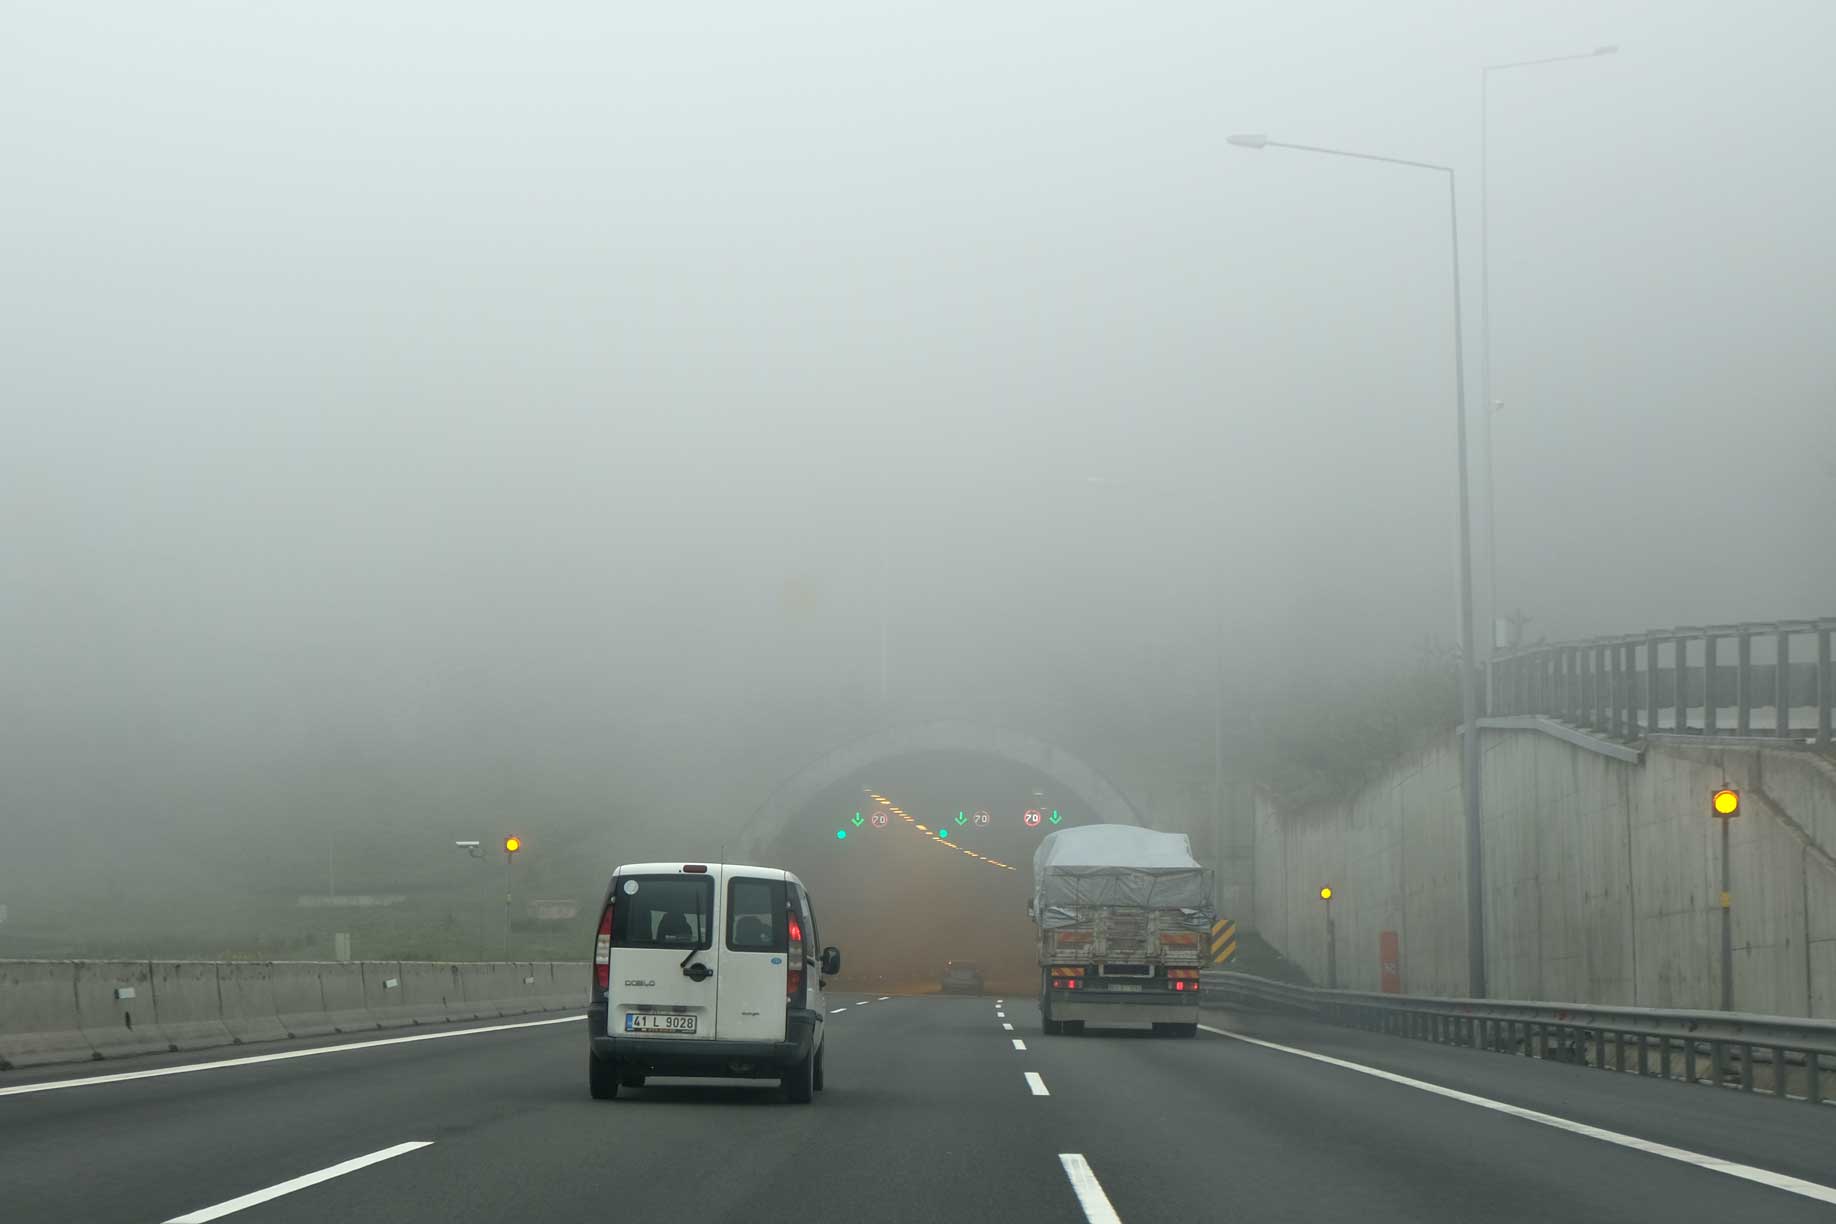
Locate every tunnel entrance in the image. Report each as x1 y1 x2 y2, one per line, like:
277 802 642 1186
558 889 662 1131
749 746 1119 997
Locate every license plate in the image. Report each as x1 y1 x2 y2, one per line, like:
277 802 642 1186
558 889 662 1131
625 1013 697 1034
1102 983 1143 992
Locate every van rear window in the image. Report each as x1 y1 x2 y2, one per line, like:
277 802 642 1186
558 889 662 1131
726 877 787 952
610 876 713 949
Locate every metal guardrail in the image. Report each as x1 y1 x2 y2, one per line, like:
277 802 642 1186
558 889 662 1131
1201 970 1836 1105
1486 618 1835 746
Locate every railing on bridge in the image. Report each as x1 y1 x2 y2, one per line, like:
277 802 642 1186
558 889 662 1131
1486 619 1835 747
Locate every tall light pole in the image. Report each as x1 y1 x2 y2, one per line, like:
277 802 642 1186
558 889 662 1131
502 836 521 962
1227 132 1487 997
1480 45 1617 650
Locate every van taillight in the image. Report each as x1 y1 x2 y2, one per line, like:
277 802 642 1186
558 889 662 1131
594 902 614 991
786 911 805 1003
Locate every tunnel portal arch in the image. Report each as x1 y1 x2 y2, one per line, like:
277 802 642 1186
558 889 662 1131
735 718 1143 857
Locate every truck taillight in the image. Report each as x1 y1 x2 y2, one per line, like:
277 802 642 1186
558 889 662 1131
1166 967 1200 991
786 911 805 1003
593 901 614 991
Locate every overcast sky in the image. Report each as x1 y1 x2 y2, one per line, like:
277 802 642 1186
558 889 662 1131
4 1 1832 892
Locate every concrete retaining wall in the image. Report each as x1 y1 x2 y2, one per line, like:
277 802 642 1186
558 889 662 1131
0 961 583 1070
1242 730 1836 1018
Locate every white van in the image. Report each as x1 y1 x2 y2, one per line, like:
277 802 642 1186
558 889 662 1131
587 862 840 1103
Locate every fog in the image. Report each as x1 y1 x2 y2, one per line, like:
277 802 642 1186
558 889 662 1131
3 1 1831 958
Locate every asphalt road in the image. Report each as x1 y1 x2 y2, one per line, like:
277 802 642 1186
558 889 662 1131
5 993 1836 1223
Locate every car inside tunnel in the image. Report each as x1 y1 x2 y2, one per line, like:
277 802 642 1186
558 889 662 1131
748 751 1093 998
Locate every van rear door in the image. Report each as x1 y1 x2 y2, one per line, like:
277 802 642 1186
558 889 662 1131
714 871 789 1042
607 869 719 1041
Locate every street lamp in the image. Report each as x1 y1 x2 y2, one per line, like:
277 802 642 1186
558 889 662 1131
503 836 522 962
1228 132 1487 998
1318 886 1337 989
1480 44 1617 651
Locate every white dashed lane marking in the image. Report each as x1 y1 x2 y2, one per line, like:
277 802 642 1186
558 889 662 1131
1059 1154 1123 1224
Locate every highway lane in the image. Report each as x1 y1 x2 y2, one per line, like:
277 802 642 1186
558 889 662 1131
4 991 1835 1222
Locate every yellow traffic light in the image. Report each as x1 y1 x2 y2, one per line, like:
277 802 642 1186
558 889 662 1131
1319 886 1333 901
1711 789 1739 817
504 835 522 853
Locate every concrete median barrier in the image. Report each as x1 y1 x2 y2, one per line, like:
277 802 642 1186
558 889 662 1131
2 960 582 1068
74 960 170 1059
530 961 577 1011
397 961 467 1024
0 960 91 1069
216 961 289 1045
497 962 543 1016
270 961 334 1037
362 961 418 1027
315 961 376 1033
457 963 512 1018
149 962 233 1051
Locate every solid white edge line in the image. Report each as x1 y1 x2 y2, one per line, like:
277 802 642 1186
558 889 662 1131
1012 1038 1027 1050
1025 1071 1050 1096
1058 1153 1122 1224
164 1140 433 1222
1198 1024 1836 1207
0 1015 582 1099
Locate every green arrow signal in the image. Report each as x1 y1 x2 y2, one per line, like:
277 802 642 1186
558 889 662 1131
955 813 968 825
851 813 865 826
1049 810 1062 824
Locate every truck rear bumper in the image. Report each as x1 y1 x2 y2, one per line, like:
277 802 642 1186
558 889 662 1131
1044 992 1200 1025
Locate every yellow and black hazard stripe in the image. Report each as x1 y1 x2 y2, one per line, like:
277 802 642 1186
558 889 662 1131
1210 917 1238 966
1049 965 1087 977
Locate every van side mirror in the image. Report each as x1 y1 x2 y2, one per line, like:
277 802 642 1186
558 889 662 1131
820 946 841 975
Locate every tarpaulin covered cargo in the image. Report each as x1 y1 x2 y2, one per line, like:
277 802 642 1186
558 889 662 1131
1031 825 1213 930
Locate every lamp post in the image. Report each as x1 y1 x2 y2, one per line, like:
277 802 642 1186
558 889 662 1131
503 836 522 962
1480 45 1617 647
1227 132 1486 997
1319 885 1338 990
